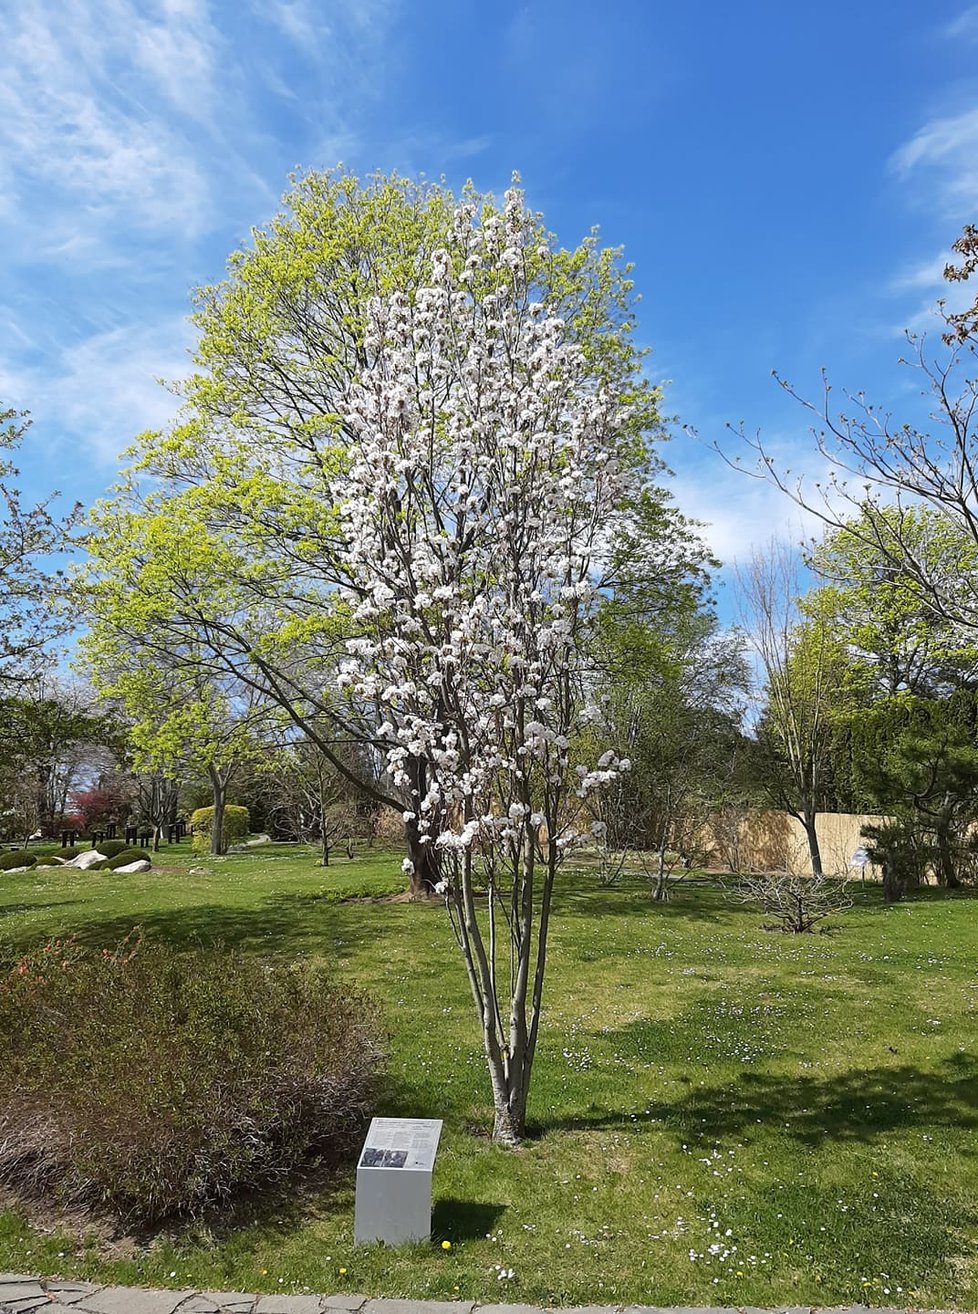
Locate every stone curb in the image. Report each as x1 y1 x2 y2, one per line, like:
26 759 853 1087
0 1282 966 1314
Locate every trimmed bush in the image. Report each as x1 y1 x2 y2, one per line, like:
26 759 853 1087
106 850 151 871
0 852 36 871
190 804 250 854
34 858 65 868
0 935 384 1225
95 840 129 859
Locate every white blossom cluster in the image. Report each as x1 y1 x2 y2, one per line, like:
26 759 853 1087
332 185 636 870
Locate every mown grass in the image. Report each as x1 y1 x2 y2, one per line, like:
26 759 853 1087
0 842 976 1309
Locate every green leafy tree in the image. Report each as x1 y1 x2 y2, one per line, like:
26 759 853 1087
588 605 750 895
81 169 677 894
857 694 978 894
82 645 274 854
0 680 113 842
805 506 978 698
738 541 856 874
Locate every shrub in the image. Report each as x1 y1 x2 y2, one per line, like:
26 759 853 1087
34 858 64 868
726 870 853 932
95 839 129 859
0 935 384 1225
863 819 927 903
106 850 150 871
190 804 250 854
0 851 36 871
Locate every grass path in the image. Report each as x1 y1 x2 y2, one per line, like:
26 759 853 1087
0 843 976 1309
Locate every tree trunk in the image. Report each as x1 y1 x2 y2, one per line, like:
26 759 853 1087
801 810 823 875
321 835 330 867
404 815 440 895
208 764 226 856
882 861 904 903
491 1087 527 1145
934 827 961 888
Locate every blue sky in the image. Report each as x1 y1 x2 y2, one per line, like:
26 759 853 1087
2 0 977 598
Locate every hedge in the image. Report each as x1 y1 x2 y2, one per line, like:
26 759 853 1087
95 839 129 859
0 852 36 872
190 804 250 854
106 850 150 871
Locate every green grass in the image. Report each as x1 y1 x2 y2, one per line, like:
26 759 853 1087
1 842 976 1309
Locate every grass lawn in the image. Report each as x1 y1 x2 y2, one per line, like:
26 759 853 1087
0 842 976 1309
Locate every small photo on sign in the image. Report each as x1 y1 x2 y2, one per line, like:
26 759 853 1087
361 1147 408 1168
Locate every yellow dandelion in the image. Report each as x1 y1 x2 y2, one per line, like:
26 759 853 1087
442 1240 452 1251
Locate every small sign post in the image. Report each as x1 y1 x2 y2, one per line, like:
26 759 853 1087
354 1117 442 1246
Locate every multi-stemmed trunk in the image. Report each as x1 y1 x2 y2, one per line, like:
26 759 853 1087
448 831 558 1145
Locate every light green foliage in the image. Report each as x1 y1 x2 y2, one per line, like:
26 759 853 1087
741 544 856 871
806 505 978 697
190 804 249 854
587 600 749 881
79 170 672 864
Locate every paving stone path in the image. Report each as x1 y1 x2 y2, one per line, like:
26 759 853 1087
0 1280 946 1314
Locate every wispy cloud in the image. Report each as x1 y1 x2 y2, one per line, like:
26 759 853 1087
889 106 978 220
942 4 978 41
3 318 197 467
0 0 405 466
0 0 213 241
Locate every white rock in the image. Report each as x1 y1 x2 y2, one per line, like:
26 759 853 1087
65 849 104 869
2 865 31 874
114 859 151 873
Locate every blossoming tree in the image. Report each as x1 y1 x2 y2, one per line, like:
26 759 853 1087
332 187 637 1142
82 170 690 899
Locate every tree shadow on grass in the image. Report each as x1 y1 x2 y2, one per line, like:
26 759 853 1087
0 896 405 963
555 881 739 926
0 899 85 923
537 1051 978 1145
432 1197 505 1241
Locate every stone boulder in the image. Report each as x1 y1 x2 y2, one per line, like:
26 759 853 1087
64 849 104 870
114 859 152 873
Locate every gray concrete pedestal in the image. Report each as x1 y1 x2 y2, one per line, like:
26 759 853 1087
354 1118 443 1246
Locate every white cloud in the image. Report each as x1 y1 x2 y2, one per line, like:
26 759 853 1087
670 464 823 567
889 106 978 220
889 253 950 294
130 1 221 122
0 0 212 240
666 427 858 569
2 318 196 467
942 5 978 41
